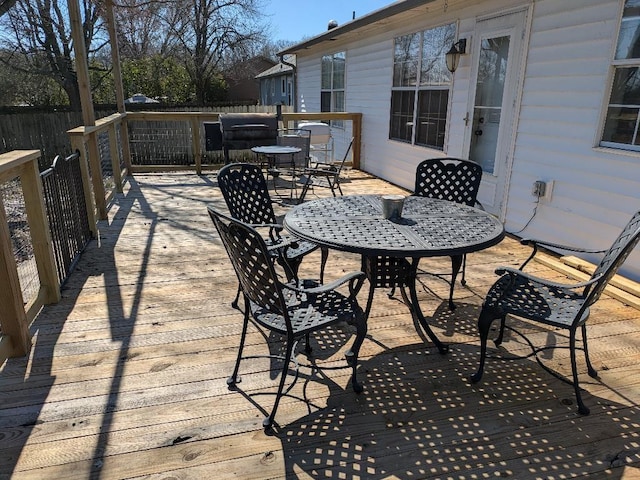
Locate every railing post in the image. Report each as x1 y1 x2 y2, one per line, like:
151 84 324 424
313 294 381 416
70 136 99 237
191 117 202 175
120 119 133 173
352 113 362 170
0 193 32 358
108 121 123 193
87 132 108 220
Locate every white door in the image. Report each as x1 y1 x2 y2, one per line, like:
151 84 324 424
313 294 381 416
465 9 528 218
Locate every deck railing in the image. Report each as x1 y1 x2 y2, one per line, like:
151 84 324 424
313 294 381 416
0 150 61 362
66 110 363 223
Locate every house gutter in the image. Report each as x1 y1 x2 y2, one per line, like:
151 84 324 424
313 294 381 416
277 0 437 55
279 54 298 112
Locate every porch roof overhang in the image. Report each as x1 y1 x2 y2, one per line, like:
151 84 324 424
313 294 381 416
278 0 438 56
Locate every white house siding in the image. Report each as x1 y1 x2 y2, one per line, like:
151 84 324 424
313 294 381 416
293 0 640 280
509 0 640 281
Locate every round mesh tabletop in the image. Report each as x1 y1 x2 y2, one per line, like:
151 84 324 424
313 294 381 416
283 195 505 257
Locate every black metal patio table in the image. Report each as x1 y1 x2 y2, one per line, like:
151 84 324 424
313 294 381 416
251 145 302 202
283 194 505 353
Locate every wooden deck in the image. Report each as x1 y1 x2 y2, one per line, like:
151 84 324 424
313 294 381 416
2 170 640 479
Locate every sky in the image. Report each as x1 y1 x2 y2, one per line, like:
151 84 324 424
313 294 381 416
264 0 395 44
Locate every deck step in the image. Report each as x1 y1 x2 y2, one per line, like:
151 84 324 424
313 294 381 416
534 254 640 310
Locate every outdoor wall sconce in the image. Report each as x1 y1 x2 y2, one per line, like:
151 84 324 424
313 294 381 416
445 38 467 73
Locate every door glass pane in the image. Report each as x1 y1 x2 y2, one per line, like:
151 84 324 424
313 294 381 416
474 37 509 107
470 35 510 174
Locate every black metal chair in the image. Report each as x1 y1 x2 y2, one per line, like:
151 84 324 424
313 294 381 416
298 137 354 203
471 211 640 415
208 207 367 430
412 157 483 309
267 128 312 198
217 162 328 307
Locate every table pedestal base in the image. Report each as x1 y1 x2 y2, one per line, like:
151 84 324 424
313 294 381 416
361 255 448 354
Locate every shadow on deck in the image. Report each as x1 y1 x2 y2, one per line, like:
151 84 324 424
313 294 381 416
1 169 639 479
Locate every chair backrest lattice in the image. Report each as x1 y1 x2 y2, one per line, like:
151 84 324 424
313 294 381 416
217 163 276 226
585 211 640 306
277 129 311 169
414 158 483 207
208 207 286 317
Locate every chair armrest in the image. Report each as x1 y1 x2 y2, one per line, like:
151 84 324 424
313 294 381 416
518 238 607 270
250 223 284 243
496 266 603 290
304 166 336 175
284 271 366 295
520 238 607 254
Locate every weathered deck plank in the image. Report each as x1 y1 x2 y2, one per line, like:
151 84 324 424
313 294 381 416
1 170 639 479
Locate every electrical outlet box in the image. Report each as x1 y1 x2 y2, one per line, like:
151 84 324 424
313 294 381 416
532 180 546 197
532 180 554 200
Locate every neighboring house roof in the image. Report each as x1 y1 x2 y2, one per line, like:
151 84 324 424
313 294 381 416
255 58 296 79
279 0 438 55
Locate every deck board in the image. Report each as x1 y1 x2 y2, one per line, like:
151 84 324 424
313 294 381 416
1 170 640 479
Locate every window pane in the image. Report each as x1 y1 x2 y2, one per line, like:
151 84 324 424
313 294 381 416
609 67 640 104
421 24 455 85
321 91 331 112
332 90 345 111
333 52 346 89
475 36 510 107
321 56 332 89
602 106 640 144
393 34 420 87
415 90 448 149
616 1 640 60
389 90 415 142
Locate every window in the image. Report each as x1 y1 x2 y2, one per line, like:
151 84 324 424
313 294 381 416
390 23 456 150
602 0 640 151
321 52 345 126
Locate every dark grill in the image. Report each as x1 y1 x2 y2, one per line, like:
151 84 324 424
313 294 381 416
206 113 279 164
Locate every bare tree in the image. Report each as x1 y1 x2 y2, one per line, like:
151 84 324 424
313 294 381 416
114 0 175 59
0 0 106 110
166 0 267 104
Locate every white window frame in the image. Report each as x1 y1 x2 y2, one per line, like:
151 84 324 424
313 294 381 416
321 51 346 128
390 23 456 150
601 0 640 152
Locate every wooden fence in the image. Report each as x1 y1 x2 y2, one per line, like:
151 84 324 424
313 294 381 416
0 105 286 166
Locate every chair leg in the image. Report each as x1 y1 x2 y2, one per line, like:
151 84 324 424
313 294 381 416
299 175 313 203
281 255 303 282
460 254 467 286
495 316 507 346
228 305 250 388
448 255 463 310
231 284 241 310
320 247 329 284
264 337 295 430
470 305 501 383
581 324 598 378
345 308 367 394
570 329 590 415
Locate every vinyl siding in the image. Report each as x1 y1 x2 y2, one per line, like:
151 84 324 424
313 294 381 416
293 0 640 280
